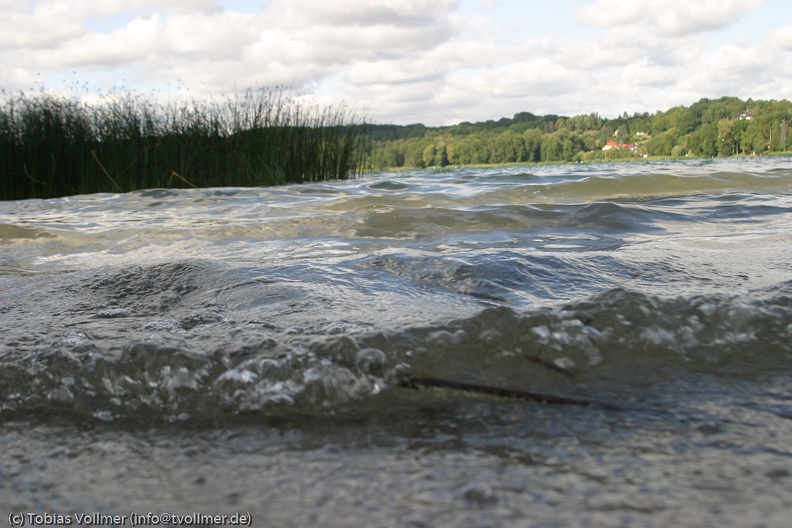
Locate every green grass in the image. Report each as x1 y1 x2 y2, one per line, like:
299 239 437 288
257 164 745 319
0 87 369 200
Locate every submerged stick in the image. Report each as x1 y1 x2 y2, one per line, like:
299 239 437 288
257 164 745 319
523 354 575 377
397 376 622 410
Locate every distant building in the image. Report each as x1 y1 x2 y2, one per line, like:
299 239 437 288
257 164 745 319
736 111 754 121
602 141 637 152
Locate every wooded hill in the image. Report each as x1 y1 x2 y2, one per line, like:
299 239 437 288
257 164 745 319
365 96 792 168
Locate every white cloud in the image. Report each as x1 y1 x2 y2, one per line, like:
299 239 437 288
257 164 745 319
0 0 223 50
347 60 443 86
574 0 646 29
654 0 764 37
0 0 789 125
617 60 679 89
0 1 83 49
575 0 764 37
269 0 459 27
773 24 792 49
37 10 256 71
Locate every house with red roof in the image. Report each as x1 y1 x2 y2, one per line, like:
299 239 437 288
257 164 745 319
602 141 638 152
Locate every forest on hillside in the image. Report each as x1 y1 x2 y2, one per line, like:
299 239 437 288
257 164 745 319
365 96 792 169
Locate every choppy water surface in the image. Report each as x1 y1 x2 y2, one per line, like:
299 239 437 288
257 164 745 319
2 158 792 526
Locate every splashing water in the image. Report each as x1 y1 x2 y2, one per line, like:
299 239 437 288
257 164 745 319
2 157 792 525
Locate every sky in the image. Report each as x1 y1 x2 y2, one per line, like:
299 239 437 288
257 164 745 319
2 0 792 126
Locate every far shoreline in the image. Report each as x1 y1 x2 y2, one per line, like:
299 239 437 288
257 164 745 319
379 151 792 172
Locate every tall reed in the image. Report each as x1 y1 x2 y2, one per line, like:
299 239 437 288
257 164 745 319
0 87 369 200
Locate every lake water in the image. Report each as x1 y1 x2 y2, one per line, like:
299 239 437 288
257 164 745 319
2 158 792 526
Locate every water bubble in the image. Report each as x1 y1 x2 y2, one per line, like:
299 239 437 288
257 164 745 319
47 386 73 403
478 328 502 345
427 329 466 348
531 325 551 341
554 357 575 370
355 348 387 376
461 482 498 506
92 410 114 422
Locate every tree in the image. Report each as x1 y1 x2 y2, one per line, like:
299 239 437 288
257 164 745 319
540 133 561 162
614 123 630 142
435 140 450 167
580 131 599 152
558 129 582 160
490 131 525 163
403 138 428 167
370 143 404 169
733 119 749 154
446 141 457 165
646 131 677 156
699 123 718 157
650 111 669 135
667 106 697 134
740 121 763 154
717 118 735 156
749 116 773 153
522 129 542 162
555 117 567 131
422 143 437 167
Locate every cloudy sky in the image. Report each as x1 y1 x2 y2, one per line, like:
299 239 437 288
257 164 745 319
2 0 791 125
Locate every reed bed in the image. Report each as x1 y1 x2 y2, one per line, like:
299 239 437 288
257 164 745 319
0 87 369 200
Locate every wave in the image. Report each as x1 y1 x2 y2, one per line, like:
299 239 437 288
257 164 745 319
2 283 789 423
2 159 791 425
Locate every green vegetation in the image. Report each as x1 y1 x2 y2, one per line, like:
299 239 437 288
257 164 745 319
0 87 367 200
3 90 791 200
365 97 792 169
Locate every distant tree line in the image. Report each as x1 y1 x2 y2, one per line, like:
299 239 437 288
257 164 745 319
364 96 792 169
